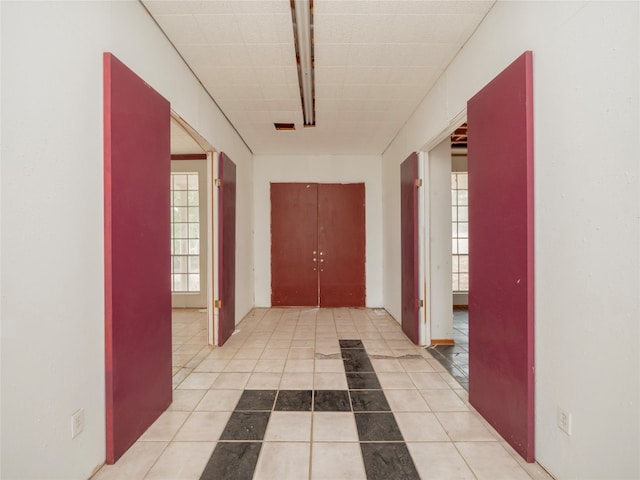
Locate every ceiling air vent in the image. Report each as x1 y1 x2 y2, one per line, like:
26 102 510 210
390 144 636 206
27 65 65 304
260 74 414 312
274 123 296 131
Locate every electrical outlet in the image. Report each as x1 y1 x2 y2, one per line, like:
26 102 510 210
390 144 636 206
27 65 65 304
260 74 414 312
557 407 572 435
71 409 84 439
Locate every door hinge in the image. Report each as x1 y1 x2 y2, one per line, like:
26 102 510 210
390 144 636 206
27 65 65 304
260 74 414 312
214 299 222 308
214 178 221 187
415 179 423 188
419 299 424 308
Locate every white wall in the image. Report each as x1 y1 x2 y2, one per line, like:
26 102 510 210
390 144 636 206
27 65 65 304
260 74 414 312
428 139 453 340
0 1 254 479
254 155 383 308
382 1 639 479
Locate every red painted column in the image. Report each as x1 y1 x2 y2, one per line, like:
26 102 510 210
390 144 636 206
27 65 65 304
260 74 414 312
104 53 172 463
468 51 535 461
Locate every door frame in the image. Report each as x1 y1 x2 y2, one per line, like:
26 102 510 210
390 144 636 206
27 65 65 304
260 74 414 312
421 112 467 346
169 113 217 346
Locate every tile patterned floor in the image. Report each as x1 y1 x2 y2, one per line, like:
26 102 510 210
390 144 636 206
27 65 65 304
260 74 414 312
93 308 554 480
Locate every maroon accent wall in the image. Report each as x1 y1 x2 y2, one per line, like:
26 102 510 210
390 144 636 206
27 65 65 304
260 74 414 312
467 51 535 461
400 153 420 344
218 153 236 346
103 53 172 463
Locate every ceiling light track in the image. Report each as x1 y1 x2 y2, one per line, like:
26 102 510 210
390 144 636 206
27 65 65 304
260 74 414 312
291 0 315 127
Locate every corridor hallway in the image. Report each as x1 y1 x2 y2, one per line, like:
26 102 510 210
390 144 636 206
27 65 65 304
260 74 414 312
93 308 552 480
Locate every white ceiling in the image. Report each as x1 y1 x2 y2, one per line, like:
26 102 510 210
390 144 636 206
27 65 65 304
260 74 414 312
145 0 495 155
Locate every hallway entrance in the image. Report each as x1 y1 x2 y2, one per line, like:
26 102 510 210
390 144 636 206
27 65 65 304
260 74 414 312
270 183 366 307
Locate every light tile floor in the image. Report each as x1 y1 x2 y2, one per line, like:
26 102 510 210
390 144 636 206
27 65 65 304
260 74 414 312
93 308 554 480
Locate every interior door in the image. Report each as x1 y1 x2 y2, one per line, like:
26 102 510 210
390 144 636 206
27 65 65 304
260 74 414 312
218 153 236 346
271 183 319 306
401 153 420 344
103 53 172 463
271 183 366 307
467 51 535 461
318 183 366 307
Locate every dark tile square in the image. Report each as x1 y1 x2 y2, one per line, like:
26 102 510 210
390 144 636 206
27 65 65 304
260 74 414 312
339 339 364 349
360 443 420 480
220 411 270 441
342 350 374 373
274 390 312 411
314 390 351 411
234 390 277 411
200 442 261 480
350 390 390 412
346 373 381 390
355 412 403 442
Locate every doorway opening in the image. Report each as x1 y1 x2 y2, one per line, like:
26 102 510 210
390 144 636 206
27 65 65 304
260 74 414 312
427 122 470 391
169 117 213 388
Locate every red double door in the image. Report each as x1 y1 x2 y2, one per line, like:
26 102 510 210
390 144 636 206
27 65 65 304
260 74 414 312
271 183 366 307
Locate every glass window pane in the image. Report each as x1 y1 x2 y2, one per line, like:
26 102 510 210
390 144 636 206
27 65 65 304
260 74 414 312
173 256 187 273
189 239 200 255
459 255 469 273
173 207 187 222
452 255 459 273
458 173 468 189
452 273 459 291
187 174 199 191
173 191 187 207
187 191 199 206
173 174 188 191
188 274 200 292
458 206 468 222
188 256 200 273
457 190 468 206
188 223 200 239
174 239 188 255
452 206 457 222
451 174 457 189
458 239 469 254
458 222 468 239
188 207 199 222
452 239 458 254
173 274 188 292
451 190 457 206
173 223 188 239
452 223 457 238
459 273 469 291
